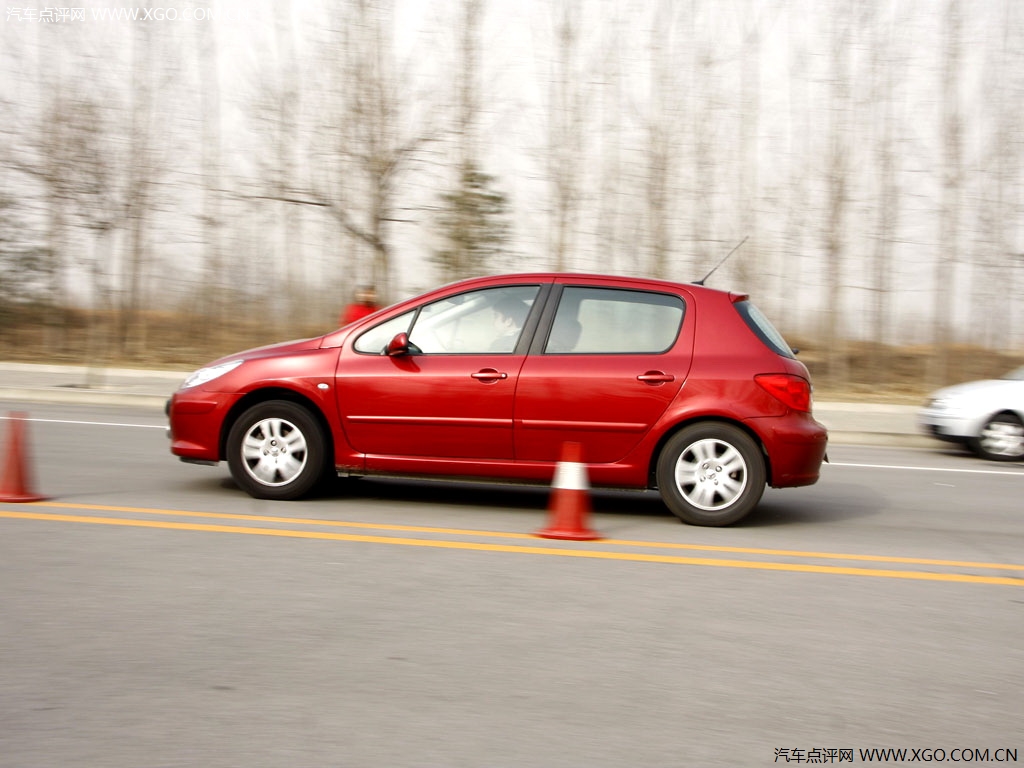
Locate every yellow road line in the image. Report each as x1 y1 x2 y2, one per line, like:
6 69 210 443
1 508 1022 587
15 500 1024 573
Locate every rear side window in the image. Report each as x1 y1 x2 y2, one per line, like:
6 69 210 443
545 287 685 354
734 300 796 359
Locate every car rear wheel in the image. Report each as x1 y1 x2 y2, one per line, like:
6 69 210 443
656 423 766 526
227 401 328 499
972 412 1024 461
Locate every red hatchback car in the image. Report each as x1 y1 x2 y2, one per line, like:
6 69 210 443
168 273 827 525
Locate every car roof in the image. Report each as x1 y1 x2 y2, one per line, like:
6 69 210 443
440 272 744 300
320 271 749 350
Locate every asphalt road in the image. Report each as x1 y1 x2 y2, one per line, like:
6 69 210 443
1 402 1022 768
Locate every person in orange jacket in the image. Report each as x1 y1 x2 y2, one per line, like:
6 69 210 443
340 285 379 326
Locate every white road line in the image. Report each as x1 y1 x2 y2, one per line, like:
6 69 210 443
828 461 1023 477
2 415 1022 473
0 416 165 430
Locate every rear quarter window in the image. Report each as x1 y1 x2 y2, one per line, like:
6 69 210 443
734 300 796 359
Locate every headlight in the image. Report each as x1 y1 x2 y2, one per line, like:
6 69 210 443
181 359 244 389
928 397 972 417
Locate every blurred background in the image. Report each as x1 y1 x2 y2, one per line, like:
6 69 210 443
1 0 1022 397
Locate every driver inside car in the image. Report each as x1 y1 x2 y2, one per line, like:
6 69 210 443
489 297 530 352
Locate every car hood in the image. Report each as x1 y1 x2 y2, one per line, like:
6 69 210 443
209 336 323 366
929 378 1024 403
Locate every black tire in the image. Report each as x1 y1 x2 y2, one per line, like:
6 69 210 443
970 412 1024 462
226 400 328 499
656 422 766 526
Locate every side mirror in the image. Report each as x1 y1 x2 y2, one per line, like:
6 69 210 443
386 332 412 356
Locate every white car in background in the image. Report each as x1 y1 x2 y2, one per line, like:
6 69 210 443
919 366 1024 461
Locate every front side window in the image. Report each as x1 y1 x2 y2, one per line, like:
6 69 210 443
410 285 538 353
356 285 539 355
545 287 685 354
354 311 415 354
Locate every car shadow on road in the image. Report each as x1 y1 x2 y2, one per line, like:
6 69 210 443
307 476 883 528
316 476 671 517
190 474 884 529
742 482 886 527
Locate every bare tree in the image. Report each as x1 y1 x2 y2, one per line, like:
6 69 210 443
545 0 586 272
115 22 167 353
776 2 812 333
311 0 433 301
0 30 77 317
686 0 723 279
592 4 633 276
67 95 121 374
246 0 309 326
1 27 127 358
0 188 48 305
865 0 906 380
929 0 962 387
197 12 226 326
823 6 852 384
432 0 506 281
969 0 1023 352
642 1 684 279
454 0 483 272
733 0 766 292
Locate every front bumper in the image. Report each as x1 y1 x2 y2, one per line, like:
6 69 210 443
167 390 241 462
917 408 977 444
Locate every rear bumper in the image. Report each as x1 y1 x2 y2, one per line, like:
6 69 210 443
747 413 828 487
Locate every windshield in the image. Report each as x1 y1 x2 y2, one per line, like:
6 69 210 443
1002 366 1024 381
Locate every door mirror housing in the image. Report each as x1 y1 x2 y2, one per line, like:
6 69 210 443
386 332 412 356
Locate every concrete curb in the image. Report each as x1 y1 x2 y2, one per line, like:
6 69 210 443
0 363 185 410
0 388 171 409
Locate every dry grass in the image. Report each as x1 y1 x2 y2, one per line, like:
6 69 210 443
0 305 329 371
790 338 1023 403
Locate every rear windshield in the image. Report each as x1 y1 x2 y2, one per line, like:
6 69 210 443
734 300 796 359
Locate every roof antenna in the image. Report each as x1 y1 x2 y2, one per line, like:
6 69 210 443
694 237 748 286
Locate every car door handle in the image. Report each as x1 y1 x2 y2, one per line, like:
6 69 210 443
637 371 674 384
472 369 508 382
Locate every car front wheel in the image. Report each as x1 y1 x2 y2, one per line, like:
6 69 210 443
972 412 1024 462
656 423 766 526
227 401 328 499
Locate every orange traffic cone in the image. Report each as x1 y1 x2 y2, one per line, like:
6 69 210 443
535 441 600 541
0 412 48 502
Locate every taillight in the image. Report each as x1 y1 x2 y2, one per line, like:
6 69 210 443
755 374 812 412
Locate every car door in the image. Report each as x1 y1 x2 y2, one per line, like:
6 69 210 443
515 283 692 463
336 284 543 462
